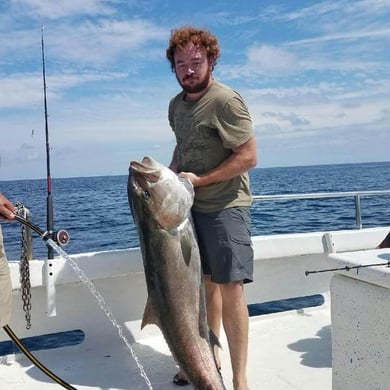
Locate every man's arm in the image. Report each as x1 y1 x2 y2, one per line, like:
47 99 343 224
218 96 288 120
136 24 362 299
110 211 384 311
179 136 257 187
168 146 179 173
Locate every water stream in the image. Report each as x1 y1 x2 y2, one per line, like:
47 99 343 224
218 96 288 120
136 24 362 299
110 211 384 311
46 238 153 390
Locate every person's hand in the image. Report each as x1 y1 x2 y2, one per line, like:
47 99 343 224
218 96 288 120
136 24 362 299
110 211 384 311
178 172 202 187
0 193 15 221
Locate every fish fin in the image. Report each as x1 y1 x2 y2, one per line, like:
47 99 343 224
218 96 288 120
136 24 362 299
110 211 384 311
209 328 224 379
180 235 192 265
377 231 390 248
209 328 222 350
141 297 159 329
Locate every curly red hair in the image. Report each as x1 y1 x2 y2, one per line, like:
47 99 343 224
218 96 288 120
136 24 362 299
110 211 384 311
166 26 220 72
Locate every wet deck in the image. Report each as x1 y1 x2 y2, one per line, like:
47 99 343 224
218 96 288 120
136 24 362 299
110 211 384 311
0 294 331 390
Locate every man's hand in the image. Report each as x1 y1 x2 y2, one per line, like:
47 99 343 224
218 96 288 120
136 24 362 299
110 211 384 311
178 172 202 187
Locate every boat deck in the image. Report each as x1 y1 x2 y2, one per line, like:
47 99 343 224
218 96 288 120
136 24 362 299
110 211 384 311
0 293 331 390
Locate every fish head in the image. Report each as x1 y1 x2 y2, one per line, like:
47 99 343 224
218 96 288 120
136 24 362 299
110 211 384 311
128 156 194 230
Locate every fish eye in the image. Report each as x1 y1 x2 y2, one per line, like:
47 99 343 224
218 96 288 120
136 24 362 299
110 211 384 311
143 190 150 201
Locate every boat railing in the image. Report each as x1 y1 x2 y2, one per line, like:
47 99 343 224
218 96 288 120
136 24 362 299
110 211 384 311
252 190 390 229
15 190 390 261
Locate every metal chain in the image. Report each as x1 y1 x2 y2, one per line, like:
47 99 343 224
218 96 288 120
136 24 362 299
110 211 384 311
16 202 33 329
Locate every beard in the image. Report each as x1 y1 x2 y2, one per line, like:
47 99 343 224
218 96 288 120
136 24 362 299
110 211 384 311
177 73 211 94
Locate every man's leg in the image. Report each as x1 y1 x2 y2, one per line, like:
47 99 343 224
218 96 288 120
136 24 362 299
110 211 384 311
220 281 249 390
204 276 222 367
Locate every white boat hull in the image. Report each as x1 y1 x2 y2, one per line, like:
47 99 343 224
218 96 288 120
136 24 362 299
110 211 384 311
0 226 388 389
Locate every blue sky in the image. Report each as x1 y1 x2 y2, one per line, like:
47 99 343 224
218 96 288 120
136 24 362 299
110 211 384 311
0 0 389 180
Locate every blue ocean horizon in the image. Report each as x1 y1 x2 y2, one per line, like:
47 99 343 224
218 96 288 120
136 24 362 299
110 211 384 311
1 161 389 260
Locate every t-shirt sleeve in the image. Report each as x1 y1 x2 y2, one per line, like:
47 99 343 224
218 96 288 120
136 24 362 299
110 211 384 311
216 95 254 149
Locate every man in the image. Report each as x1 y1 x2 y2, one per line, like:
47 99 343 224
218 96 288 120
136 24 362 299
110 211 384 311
166 27 257 390
0 193 15 328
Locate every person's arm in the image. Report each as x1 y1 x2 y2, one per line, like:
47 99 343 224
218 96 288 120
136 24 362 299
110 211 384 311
169 146 179 173
0 193 15 220
179 136 257 187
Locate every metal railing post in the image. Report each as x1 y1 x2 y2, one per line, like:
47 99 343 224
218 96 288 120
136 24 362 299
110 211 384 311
354 194 362 229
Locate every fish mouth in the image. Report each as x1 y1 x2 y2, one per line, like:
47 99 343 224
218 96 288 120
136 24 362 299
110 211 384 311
130 156 161 189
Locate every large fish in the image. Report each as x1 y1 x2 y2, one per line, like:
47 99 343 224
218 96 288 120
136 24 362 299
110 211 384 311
128 156 225 390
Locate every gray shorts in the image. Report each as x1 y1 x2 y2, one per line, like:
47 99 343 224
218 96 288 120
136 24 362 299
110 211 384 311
192 206 253 284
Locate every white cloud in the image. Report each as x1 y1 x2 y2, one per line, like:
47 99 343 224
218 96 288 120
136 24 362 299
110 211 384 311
0 71 128 108
48 19 167 64
246 45 298 75
10 0 115 19
275 0 390 25
0 73 42 107
0 19 167 67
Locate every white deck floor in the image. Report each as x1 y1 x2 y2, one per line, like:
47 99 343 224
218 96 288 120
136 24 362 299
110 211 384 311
0 294 331 390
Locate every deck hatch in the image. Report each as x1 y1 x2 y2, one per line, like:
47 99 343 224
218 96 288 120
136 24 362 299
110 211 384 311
0 329 85 356
248 294 325 317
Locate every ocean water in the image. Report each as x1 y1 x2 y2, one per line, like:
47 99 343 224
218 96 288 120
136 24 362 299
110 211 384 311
1 161 389 261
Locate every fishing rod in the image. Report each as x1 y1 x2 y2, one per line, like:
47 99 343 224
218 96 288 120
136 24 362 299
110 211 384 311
13 213 69 246
305 261 390 276
41 25 54 260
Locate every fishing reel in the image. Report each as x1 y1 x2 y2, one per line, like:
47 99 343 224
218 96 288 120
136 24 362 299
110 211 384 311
15 202 70 246
55 230 70 246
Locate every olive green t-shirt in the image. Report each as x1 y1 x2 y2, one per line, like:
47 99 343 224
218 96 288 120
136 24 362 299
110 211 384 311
168 80 254 212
